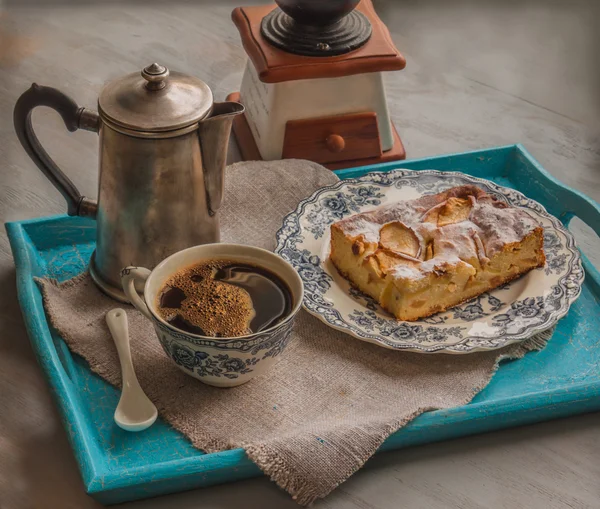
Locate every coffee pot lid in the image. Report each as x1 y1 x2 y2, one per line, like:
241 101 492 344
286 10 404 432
98 63 213 132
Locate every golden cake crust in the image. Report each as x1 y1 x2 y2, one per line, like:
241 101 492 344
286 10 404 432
330 185 546 321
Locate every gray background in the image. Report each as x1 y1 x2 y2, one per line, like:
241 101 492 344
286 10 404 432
1 1 599 508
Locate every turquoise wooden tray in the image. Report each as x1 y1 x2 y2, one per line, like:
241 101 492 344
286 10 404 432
6 144 600 505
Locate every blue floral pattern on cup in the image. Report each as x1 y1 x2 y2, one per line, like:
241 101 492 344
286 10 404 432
169 342 197 371
155 315 294 383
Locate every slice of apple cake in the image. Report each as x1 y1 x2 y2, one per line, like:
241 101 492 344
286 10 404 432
330 185 545 321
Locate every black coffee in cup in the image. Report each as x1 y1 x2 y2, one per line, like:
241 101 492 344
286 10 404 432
156 260 292 338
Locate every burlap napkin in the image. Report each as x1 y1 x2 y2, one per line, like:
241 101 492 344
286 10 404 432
37 160 552 505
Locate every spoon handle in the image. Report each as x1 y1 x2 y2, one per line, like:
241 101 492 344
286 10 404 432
106 308 138 386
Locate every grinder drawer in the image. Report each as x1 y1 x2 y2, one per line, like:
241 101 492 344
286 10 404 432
282 112 382 165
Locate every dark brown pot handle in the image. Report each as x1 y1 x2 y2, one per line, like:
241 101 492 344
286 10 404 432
13 83 100 217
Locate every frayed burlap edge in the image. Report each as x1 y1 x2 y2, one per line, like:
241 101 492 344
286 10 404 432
244 327 554 506
34 273 119 385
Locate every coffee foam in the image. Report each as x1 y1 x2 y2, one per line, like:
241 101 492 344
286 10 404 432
157 261 255 337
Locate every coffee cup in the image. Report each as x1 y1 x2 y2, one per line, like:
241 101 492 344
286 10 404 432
121 244 303 387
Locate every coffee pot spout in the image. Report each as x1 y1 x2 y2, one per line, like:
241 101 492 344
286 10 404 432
198 102 245 215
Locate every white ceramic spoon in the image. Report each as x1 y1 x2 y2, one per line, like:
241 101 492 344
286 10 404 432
106 308 158 432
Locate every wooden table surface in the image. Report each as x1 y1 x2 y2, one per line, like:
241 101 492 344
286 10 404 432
1 1 599 508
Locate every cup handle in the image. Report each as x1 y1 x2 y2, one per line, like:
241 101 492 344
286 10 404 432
121 267 152 320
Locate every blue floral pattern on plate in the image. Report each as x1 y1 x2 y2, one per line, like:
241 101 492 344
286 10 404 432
275 169 584 353
305 186 384 239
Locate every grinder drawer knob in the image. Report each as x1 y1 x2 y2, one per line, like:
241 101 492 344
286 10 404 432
326 134 345 153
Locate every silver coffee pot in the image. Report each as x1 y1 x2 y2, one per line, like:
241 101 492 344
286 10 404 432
14 63 244 301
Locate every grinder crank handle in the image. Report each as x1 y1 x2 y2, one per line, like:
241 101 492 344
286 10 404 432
13 84 100 218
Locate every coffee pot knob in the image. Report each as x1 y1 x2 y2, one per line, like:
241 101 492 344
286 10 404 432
141 63 170 91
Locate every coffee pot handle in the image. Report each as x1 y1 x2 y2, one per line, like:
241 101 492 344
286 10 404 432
13 84 99 218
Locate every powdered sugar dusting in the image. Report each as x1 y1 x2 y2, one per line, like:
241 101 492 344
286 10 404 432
333 185 542 280
470 199 538 255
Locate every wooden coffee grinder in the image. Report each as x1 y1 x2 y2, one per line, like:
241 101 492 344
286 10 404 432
227 0 407 170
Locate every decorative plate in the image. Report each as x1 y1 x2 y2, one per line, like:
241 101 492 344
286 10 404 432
275 170 584 353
